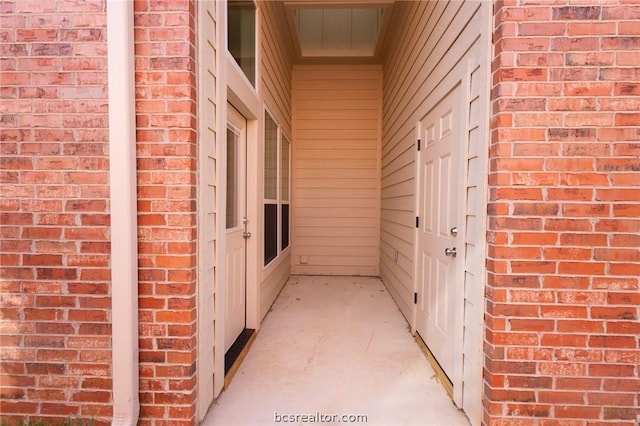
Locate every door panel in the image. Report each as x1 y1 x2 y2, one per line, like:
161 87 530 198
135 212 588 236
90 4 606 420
225 105 247 352
423 161 435 233
416 84 462 379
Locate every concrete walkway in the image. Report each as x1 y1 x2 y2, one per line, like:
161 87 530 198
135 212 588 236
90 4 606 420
202 275 469 426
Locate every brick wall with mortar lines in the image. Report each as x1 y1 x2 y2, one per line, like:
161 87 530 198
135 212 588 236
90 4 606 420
134 0 198 424
0 0 199 424
0 0 112 424
486 1 640 425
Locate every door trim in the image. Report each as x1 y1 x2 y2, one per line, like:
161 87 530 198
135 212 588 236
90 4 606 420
225 104 248 351
415 80 464 385
196 1 262 418
412 57 475 409
413 78 467 408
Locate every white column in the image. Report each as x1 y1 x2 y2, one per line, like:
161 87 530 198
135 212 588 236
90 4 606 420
107 0 139 424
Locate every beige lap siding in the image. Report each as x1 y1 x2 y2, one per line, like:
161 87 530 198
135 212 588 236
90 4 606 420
380 1 490 423
259 0 295 318
292 65 382 277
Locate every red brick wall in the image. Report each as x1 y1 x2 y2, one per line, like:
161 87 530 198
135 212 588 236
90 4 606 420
1 0 198 424
487 1 640 425
134 0 198 425
0 0 112 424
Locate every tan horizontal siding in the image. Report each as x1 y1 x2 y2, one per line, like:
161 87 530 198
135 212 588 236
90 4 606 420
380 0 481 322
380 1 489 423
259 1 294 316
292 64 382 276
260 1 293 133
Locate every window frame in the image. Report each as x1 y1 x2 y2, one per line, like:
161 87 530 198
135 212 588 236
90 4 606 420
280 134 291 252
263 108 291 267
227 0 258 88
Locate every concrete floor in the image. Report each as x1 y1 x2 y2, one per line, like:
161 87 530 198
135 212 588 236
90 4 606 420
202 275 469 426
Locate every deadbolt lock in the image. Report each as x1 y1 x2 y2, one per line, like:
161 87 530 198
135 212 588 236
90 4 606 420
450 227 458 237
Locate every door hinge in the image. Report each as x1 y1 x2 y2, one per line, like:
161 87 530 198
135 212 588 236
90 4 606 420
415 216 419 228
417 139 421 151
414 292 418 304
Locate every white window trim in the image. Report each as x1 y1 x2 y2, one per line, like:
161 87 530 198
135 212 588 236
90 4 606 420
263 108 291 268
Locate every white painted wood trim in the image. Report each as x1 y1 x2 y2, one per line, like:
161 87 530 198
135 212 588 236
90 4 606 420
245 114 261 331
465 4 491 425
196 0 226 418
453 65 472 410
227 54 260 117
107 0 139 424
213 0 228 401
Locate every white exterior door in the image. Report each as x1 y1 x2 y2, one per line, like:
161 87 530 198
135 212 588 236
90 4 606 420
225 105 247 351
416 84 462 379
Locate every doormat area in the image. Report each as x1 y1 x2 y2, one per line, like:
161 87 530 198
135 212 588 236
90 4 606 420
225 328 256 375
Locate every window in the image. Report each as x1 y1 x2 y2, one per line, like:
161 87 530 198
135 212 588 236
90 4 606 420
226 127 240 229
264 112 278 265
264 110 291 266
228 0 256 86
281 136 290 250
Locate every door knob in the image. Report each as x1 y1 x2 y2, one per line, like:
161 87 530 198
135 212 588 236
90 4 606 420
242 231 251 239
444 247 456 257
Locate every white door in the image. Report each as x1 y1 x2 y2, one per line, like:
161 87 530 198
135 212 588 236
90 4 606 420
416 84 462 379
225 105 247 352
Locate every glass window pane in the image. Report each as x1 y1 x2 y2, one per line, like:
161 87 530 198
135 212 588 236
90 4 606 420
228 0 256 86
226 128 239 229
264 112 278 200
281 204 289 250
264 203 278 265
281 135 290 202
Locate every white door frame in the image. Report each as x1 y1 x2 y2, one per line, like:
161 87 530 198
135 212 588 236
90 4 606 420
220 91 261 339
225 105 248 351
197 67 262 419
412 62 472 410
411 6 491 425
415 81 464 384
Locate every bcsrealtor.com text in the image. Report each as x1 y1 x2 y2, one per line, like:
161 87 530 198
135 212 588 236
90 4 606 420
274 411 368 423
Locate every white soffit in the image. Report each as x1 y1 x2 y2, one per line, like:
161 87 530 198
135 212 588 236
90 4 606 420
294 8 382 57
284 1 395 62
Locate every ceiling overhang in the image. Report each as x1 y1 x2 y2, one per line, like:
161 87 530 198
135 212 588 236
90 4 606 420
283 0 395 64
